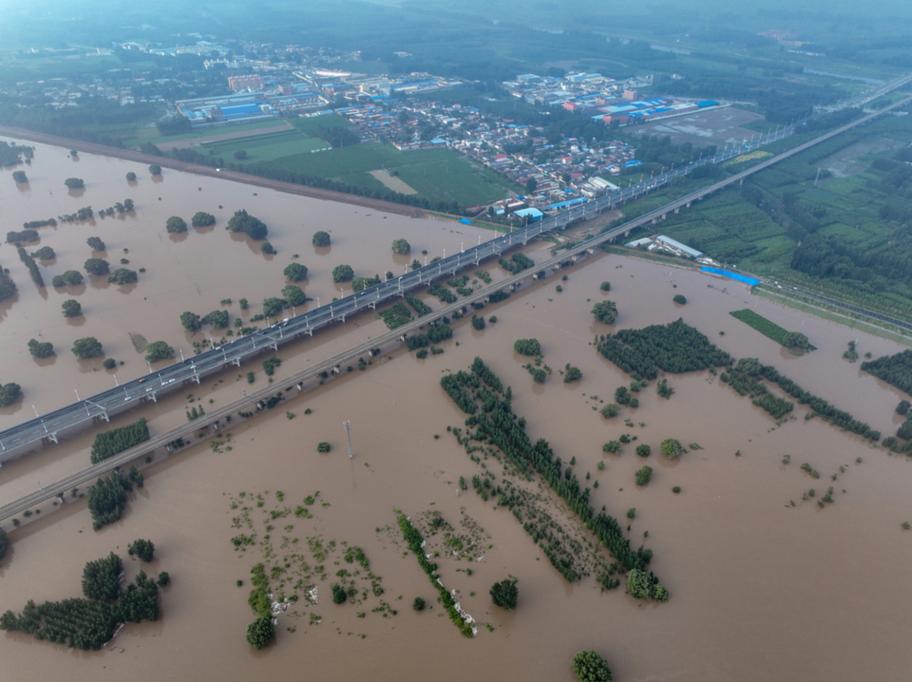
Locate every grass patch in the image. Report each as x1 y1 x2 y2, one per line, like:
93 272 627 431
259 143 517 207
730 309 816 352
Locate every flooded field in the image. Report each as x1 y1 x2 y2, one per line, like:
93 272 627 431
0 138 492 429
2 142 912 682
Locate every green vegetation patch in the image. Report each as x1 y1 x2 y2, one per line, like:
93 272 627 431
721 358 879 440
730 309 815 352
595 319 732 380
90 419 150 464
395 511 474 637
379 302 413 329
441 358 665 599
861 350 912 396
203 129 330 163
258 143 516 208
0 551 163 650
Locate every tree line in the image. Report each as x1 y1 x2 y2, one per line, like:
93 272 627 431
441 358 667 601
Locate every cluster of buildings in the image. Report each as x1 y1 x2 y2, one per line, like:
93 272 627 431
9 39 729 219
177 63 459 126
177 84 327 125
503 72 720 127
327 97 638 213
625 234 718 264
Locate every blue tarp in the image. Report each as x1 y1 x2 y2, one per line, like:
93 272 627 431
700 266 761 286
458 218 472 225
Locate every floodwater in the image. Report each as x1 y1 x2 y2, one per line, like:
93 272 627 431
0 138 492 430
2 142 912 682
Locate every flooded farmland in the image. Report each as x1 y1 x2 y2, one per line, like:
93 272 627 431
2 140 912 682
0 139 492 429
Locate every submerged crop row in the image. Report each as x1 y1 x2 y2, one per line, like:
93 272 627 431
395 511 476 637
441 358 667 602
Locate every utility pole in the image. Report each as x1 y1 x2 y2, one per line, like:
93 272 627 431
342 419 353 459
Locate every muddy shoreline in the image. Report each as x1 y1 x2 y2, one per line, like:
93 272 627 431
0 125 429 218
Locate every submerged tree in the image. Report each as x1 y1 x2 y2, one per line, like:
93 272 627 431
332 264 354 283
62 299 83 318
84 258 110 277
283 263 308 282
27 338 55 359
191 212 216 228
180 311 202 332
72 337 103 359
0 382 22 407
572 650 613 682
144 341 175 363
392 238 411 255
128 539 155 563
312 230 331 247
489 578 518 609
592 300 618 324
246 617 274 649
165 216 188 234
227 210 268 240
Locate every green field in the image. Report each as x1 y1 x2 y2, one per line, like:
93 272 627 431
124 118 290 148
201 129 330 162
730 309 815 351
652 111 912 318
207 136 517 208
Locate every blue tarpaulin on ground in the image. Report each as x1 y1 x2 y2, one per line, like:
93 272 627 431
700 266 761 286
459 218 472 225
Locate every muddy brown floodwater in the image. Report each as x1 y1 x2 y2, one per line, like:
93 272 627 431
0 138 492 429
2 140 912 682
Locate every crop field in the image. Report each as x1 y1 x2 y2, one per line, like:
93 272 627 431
125 118 291 149
201 129 330 162
730 309 813 349
656 110 912 316
259 142 518 207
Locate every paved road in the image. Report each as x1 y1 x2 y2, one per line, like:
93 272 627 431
1 96 909 463
2 94 910 524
